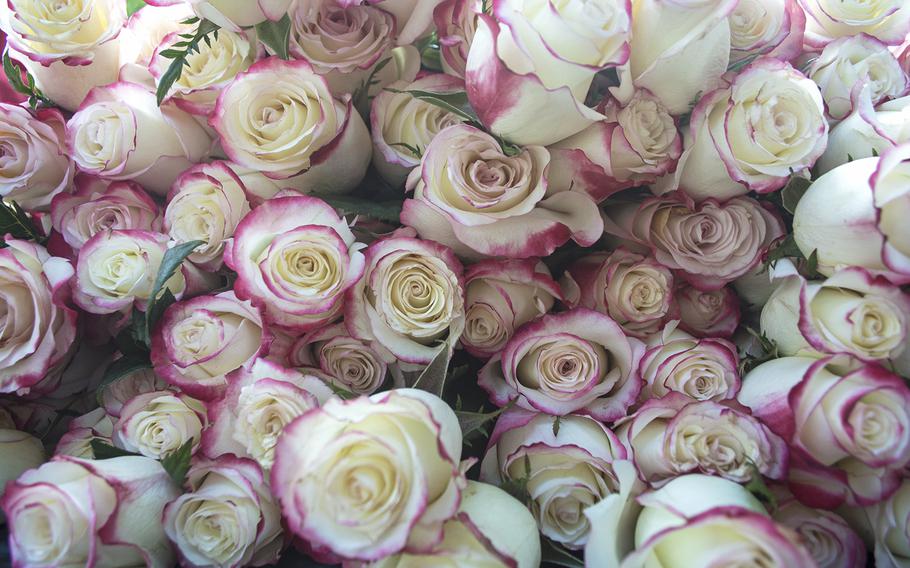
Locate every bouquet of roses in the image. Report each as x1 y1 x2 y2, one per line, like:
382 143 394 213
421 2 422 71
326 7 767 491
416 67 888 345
0 0 907 566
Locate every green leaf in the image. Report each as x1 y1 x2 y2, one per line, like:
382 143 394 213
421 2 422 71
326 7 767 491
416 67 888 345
739 327 780 375
806 249 819 278
780 175 811 215
727 53 762 74
91 440 140 459
389 142 422 158
126 0 145 16
256 14 292 60
541 538 585 568
764 234 803 269
0 200 46 245
312 194 403 224
144 239 203 336
455 402 510 445
744 462 778 513
552 416 562 436
385 88 478 123
2 52 53 109
156 19 219 105
499 455 532 504
352 56 392 111
160 439 194 486
411 342 454 398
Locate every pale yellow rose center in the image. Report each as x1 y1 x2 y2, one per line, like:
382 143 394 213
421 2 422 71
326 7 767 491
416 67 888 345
516 337 610 400
463 303 508 350
236 383 315 469
375 253 459 341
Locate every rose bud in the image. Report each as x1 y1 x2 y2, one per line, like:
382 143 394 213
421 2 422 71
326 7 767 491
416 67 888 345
844 477 910 567
562 248 676 339
164 161 251 272
0 104 73 211
100 368 169 418
586 474 815 567
51 177 160 251
761 263 910 371
346 236 465 367
465 0 630 146
151 292 268 400
615 0 734 115
72 230 186 315
270 389 464 561
224 194 364 332
287 323 391 396
67 82 212 196
433 0 481 79
667 58 827 202
799 0 910 48
479 308 644 421
793 144 910 284
0 239 77 395
0 429 44 492
118 2 194 85
1 456 180 567
368 481 541 568
549 90 682 203
202 358 334 471
617 394 787 485
0 0 126 111
739 356 910 507
773 494 866 568
54 407 115 459
370 74 466 187
605 195 785 291
112 390 206 459
147 0 292 31
676 283 741 338
808 35 908 121
817 95 910 175
728 0 805 65
639 324 740 401
462 258 561 359
211 57 371 195
402 124 603 259
163 457 284 567
151 26 256 116
480 408 632 549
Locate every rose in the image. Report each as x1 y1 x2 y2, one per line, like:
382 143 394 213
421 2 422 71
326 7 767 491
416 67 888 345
345 236 465 366
0 239 77 396
51 177 160 251
67 82 212 196
72 230 186 315
613 0 736 115
211 57 371 195
401 124 603 259
370 481 541 567
605 195 785 290
739 356 910 507
854 478 910 567
798 0 910 48
100 368 169 417
148 0 292 31
111 390 206 459
54 407 115 459
639 324 740 401
286 0 395 97
151 292 268 400
370 74 466 187
0 0 126 110
793 144 910 284
287 323 391 396
549 89 682 203
772 496 866 568
433 0 481 79
676 283 742 338
0 429 44 492
202 358 334 471
479 308 644 421
164 161 251 272
728 0 805 64
338 0 442 46
808 35 908 121
224 194 364 331
479 408 631 549
163 456 284 568
270 388 464 560
562 248 676 339
669 58 828 202
151 27 256 116
0 104 73 211
1 456 180 567
586 474 815 567
760 264 910 370
464 0 628 147
617 394 787 485
461 258 560 359
118 2 194 85
818 95 910 174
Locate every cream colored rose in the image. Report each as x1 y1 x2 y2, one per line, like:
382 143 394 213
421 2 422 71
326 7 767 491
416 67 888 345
185 0 292 31
54 407 115 459
676 283 741 337
100 368 169 417
112 390 206 459
0 105 73 211
270 389 464 560
433 0 481 79
818 95 910 174
202 358 334 471
289 323 391 395
165 161 251 271
73 230 186 315
773 497 866 568
119 2 194 85
808 35 908 121
0 429 44 492
164 457 284 568
857 478 910 567
728 0 804 63
799 0 910 47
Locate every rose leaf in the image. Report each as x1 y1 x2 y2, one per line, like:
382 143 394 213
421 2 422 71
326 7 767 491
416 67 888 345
160 439 194 486
541 537 584 568
256 14 292 60
91 440 140 459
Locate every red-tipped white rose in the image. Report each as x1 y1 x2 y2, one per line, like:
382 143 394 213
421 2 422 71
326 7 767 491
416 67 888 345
100 368 169 418
55 407 114 458
479 308 644 421
112 390 206 459
773 495 866 568
287 323 391 396
798 0 910 48
847 477 910 567
676 283 741 338
818 95 910 175
728 0 805 64
433 0 481 79
148 0 293 31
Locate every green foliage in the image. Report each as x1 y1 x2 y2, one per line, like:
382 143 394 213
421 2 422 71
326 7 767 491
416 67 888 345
156 19 220 105
256 14 292 60
126 0 145 16
160 439 195 486
0 200 45 246
91 440 139 459
2 52 54 109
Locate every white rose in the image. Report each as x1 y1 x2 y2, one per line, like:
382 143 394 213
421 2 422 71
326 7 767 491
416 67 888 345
148 0 293 31
288 323 392 395
728 0 805 64
855 478 910 568
799 0 910 48
818 95 910 174
773 497 866 568
100 368 169 418
112 390 206 459
118 2 194 85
